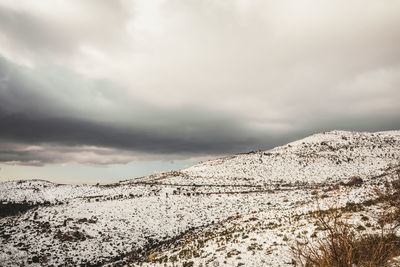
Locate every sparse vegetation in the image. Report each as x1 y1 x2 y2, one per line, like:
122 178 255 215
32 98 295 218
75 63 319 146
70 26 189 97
1 131 399 266
292 172 400 267
346 176 364 186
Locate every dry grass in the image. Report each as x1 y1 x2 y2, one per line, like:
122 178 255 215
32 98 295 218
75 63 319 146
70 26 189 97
292 215 400 267
292 170 400 267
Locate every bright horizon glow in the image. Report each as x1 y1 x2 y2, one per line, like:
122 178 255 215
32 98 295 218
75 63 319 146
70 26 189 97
0 160 196 184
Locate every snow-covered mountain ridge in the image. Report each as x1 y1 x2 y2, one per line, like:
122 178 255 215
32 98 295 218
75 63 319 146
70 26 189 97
184 130 400 184
1 130 400 266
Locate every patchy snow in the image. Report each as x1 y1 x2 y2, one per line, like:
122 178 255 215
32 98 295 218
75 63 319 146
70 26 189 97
0 130 399 266
185 130 400 185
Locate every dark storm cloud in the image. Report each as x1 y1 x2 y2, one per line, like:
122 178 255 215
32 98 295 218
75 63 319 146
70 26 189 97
0 56 276 164
0 0 399 166
0 108 265 155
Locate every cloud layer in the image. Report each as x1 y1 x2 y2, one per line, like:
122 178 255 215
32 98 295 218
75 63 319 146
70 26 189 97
0 0 399 166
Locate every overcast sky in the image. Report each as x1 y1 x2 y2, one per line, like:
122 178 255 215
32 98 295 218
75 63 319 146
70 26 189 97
0 0 399 183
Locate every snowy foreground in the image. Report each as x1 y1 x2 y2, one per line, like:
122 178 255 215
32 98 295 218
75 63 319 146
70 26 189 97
1 130 400 266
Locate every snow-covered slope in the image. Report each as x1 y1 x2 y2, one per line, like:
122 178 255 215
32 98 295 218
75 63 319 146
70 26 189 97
0 130 399 266
184 130 400 185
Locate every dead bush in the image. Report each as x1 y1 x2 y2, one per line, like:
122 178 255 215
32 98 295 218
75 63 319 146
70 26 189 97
346 176 363 186
292 170 400 267
292 208 400 267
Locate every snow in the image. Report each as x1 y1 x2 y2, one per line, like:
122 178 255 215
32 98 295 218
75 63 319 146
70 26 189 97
0 130 399 266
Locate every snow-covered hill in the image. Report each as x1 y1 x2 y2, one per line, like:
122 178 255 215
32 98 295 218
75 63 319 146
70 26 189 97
1 130 400 266
184 130 400 185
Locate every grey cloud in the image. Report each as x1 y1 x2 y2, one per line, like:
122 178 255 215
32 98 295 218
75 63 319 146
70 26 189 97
0 1 399 166
0 144 140 166
0 1 132 67
0 7 72 60
0 56 276 162
0 107 265 155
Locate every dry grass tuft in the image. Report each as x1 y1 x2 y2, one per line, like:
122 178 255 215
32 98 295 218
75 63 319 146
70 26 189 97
292 169 400 267
292 210 400 267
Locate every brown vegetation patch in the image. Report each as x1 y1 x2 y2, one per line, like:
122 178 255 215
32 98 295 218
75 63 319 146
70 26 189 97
54 230 92 242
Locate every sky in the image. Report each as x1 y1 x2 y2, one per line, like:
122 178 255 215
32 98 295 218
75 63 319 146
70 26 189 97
0 0 399 184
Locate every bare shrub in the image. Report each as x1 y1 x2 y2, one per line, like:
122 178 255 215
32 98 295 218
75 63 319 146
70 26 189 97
346 176 363 186
292 209 400 267
292 169 400 267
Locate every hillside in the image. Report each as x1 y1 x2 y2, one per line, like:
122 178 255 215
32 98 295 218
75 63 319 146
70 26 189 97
1 130 400 266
